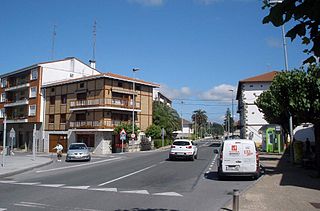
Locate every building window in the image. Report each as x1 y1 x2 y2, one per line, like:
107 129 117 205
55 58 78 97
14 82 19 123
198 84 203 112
0 93 6 103
51 88 55 92
29 105 36 116
0 108 4 118
61 95 67 104
60 114 66 123
76 113 86 121
77 93 86 100
118 82 123 87
49 114 54 123
29 87 37 98
79 83 85 88
250 85 253 88
136 85 141 91
31 69 38 80
1 78 7 88
50 96 55 105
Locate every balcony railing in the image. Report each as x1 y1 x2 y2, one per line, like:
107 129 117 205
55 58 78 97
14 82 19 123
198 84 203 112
70 98 141 110
69 120 132 129
5 82 30 92
4 99 29 107
6 115 28 123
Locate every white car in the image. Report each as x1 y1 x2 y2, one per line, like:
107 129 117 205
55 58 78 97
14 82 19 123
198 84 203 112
169 139 198 161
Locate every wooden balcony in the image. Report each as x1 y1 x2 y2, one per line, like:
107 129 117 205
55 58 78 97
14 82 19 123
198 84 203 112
69 98 141 111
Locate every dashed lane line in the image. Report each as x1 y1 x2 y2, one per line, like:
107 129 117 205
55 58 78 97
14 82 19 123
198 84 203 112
120 190 149 195
153 192 183 197
97 164 156 187
36 157 122 173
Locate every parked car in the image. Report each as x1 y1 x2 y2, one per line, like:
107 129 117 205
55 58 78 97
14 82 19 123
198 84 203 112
215 139 260 179
66 143 91 162
169 139 198 161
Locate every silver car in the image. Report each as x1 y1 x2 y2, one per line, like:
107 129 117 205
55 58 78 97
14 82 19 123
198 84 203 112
66 143 91 162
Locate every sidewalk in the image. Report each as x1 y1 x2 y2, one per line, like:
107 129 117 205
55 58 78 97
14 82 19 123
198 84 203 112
222 152 320 211
0 152 53 178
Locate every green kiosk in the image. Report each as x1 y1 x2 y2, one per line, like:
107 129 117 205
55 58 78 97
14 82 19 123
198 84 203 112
260 124 284 153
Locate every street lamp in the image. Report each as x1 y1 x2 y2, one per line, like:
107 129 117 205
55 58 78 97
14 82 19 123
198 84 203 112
132 68 140 140
229 89 234 137
1 114 7 167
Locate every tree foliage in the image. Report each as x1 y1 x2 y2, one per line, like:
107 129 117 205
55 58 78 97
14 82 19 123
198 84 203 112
223 108 235 133
263 0 320 63
145 124 162 139
255 64 320 174
113 123 140 138
152 101 180 139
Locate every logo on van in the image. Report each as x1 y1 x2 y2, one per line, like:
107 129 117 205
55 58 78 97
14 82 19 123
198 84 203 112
231 145 237 151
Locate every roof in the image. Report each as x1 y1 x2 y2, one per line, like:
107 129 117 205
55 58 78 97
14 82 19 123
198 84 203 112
236 71 279 100
0 57 100 78
182 118 192 125
43 72 160 88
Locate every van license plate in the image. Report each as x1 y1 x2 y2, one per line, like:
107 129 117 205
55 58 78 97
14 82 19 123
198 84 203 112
226 166 239 171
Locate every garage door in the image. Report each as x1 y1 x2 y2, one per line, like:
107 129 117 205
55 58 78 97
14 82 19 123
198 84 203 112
49 134 68 153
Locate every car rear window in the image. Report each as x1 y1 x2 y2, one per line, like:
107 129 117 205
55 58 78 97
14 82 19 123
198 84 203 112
69 144 87 150
173 141 190 146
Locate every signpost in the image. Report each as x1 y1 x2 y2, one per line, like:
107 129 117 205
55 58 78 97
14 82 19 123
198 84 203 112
120 129 126 153
161 128 165 147
9 128 15 156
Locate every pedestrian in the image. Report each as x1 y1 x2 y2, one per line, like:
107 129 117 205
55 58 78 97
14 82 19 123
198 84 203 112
53 142 63 162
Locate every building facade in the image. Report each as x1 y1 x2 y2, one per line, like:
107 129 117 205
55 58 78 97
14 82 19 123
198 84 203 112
236 71 278 145
153 89 172 107
43 73 159 154
0 58 100 151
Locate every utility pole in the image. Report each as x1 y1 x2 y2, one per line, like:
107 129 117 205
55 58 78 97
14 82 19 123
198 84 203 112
51 25 56 60
1 115 7 167
181 101 183 134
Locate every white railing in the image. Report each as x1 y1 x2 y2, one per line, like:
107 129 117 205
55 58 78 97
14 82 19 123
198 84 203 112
70 98 141 110
69 119 130 129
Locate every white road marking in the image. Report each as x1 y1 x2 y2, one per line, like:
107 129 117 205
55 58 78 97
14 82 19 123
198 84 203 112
36 157 122 173
37 184 65 188
98 164 156 186
120 190 149 195
14 201 46 208
152 192 183 197
0 180 17 184
89 188 117 192
62 186 90 190
0 208 7 211
15 182 40 185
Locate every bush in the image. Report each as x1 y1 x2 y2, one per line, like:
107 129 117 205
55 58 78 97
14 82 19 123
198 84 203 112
153 139 173 149
140 137 152 151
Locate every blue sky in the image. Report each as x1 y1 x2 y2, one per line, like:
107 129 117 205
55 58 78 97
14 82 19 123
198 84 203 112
0 0 306 123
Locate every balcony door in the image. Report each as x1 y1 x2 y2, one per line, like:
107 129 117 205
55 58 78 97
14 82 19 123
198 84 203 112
76 134 94 148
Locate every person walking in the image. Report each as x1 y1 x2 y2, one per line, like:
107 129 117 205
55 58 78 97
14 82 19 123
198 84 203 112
53 142 63 162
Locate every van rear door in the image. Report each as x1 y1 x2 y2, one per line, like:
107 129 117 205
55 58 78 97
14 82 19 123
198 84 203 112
241 141 257 172
222 140 243 173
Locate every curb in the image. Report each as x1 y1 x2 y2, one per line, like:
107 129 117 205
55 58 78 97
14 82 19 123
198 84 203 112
0 160 53 178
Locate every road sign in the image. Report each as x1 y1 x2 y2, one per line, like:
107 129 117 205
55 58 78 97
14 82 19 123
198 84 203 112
120 129 126 140
131 133 136 139
9 128 15 138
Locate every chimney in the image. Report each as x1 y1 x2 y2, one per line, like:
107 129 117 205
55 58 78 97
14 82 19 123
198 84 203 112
89 60 96 69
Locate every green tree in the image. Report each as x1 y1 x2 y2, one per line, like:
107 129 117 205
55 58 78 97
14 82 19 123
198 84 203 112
262 0 320 63
210 122 224 137
114 123 140 137
223 108 235 134
192 109 208 137
152 101 180 139
145 124 161 139
256 65 320 175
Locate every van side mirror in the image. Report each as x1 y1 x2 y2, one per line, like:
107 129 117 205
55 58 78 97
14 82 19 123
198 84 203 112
214 149 219 154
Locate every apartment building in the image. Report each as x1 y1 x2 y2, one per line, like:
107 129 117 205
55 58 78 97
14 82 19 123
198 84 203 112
236 71 278 145
0 58 100 151
153 89 172 107
43 72 159 154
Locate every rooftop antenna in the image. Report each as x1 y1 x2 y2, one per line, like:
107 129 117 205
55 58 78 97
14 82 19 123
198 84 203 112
89 20 97 69
51 25 57 60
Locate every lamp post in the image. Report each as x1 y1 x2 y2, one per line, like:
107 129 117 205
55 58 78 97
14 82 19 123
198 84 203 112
229 89 234 137
2 114 7 167
132 68 140 140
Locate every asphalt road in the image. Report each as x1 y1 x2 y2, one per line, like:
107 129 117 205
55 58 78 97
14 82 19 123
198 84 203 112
0 139 255 211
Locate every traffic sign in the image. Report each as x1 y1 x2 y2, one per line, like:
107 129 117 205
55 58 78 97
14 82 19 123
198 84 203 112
9 128 15 138
121 129 126 135
131 133 136 139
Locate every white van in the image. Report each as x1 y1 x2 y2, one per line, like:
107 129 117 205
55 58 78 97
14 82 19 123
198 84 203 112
215 139 260 179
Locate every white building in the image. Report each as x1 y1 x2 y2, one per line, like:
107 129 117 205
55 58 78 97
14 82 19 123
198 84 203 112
236 71 278 146
173 118 194 139
153 89 172 107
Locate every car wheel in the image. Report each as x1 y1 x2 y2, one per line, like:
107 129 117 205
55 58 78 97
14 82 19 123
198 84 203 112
195 153 198 159
190 155 194 161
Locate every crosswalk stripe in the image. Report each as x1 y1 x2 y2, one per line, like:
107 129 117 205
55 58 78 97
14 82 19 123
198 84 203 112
37 184 65 187
15 182 40 185
62 186 90 190
152 192 183 197
89 188 117 192
120 190 149 195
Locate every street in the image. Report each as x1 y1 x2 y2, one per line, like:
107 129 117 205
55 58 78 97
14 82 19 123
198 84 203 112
0 140 255 211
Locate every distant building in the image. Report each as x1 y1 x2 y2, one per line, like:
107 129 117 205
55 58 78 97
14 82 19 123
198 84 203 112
173 118 194 139
153 89 172 107
0 57 100 151
236 71 278 145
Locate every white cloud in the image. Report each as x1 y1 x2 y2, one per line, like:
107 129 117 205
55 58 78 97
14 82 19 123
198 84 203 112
195 0 255 5
128 0 164 6
199 84 236 101
266 37 282 48
159 84 193 99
